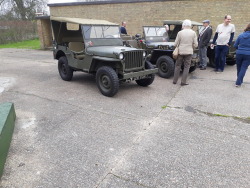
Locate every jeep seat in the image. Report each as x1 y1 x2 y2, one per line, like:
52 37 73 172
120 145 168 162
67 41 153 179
121 34 132 40
126 40 139 48
68 42 85 60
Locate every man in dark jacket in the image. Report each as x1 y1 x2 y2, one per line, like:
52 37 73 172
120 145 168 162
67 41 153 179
198 20 213 70
120 21 127 35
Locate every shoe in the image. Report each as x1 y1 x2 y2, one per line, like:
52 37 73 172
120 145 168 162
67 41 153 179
200 67 206 70
235 85 241 87
181 83 189 86
214 69 218 72
173 82 177 84
216 69 223 73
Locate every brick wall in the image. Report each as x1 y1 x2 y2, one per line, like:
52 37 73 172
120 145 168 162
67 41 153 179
37 18 52 49
41 0 250 49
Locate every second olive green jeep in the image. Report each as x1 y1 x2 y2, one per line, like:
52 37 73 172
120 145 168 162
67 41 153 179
122 21 201 78
50 17 157 97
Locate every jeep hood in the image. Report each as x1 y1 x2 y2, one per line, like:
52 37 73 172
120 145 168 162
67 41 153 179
146 42 175 48
86 46 143 58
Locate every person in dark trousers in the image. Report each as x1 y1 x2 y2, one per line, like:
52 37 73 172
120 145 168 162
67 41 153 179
234 23 250 87
120 21 127 34
211 15 235 72
198 20 213 70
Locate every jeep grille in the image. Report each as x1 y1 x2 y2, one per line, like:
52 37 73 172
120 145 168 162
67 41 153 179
124 51 144 71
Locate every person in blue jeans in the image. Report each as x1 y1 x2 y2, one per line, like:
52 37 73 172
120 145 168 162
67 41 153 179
211 15 235 72
234 23 250 87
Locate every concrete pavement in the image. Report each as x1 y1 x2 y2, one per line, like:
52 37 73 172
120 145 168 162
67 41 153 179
0 48 249 187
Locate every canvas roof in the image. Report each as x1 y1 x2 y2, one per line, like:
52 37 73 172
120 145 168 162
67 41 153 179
50 16 118 26
163 20 203 26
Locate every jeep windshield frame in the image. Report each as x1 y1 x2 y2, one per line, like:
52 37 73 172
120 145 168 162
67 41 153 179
82 25 120 39
143 26 168 43
144 26 167 37
81 25 123 47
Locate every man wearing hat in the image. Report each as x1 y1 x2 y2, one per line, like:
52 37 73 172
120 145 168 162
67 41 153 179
198 20 213 70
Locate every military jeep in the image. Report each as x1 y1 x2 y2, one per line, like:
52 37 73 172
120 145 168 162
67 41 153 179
207 41 236 67
122 22 200 78
50 17 157 97
165 20 236 68
122 26 175 78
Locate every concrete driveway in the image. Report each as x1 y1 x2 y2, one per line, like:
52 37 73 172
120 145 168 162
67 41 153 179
0 48 249 188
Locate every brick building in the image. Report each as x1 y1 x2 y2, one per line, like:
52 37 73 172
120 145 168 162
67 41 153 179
37 0 250 49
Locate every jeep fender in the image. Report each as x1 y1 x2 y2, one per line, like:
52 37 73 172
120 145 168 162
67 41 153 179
89 56 122 73
55 50 66 60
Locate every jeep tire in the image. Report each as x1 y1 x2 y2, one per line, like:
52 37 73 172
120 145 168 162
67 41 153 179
96 66 119 97
189 65 197 73
58 56 73 81
156 55 174 78
136 61 155 87
226 60 236 66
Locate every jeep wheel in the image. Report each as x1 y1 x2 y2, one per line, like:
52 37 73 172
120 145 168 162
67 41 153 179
156 55 174 78
136 61 155 87
226 60 236 66
189 65 197 73
96 66 119 97
208 56 216 68
58 56 73 81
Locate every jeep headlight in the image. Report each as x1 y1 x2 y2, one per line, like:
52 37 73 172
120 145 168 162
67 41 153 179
119 53 124 60
143 51 146 57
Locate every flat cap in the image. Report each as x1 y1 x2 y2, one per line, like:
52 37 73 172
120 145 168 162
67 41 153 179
202 20 210 24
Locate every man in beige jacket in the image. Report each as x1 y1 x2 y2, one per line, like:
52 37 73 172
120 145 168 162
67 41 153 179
173 19 198 85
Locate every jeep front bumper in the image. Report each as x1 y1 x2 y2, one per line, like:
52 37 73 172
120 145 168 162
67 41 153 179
122 68 158 80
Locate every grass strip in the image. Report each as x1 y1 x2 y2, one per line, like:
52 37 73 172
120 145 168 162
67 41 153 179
0 39 40 49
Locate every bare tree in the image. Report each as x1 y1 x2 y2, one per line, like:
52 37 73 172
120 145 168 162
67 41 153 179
0 0 48 20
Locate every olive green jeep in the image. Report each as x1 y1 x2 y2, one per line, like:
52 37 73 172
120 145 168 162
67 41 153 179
50 17 157 97
122 21 201 78
165 20 236 67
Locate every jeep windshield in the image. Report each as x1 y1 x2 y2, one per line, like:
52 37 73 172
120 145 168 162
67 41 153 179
144 26 167 37
82 25 123 47
82 25 120 39
143 26 168 42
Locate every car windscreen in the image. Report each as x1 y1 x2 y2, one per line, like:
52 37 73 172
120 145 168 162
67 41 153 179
143 27 167 37
82 25 120 39
143 27 168 42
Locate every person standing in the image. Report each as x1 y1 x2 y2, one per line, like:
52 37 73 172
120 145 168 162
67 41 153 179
120 21 127 35
163 24 169 42
211 15 235 72
198 20 213 70
173 19 198 86
233 23 250 87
